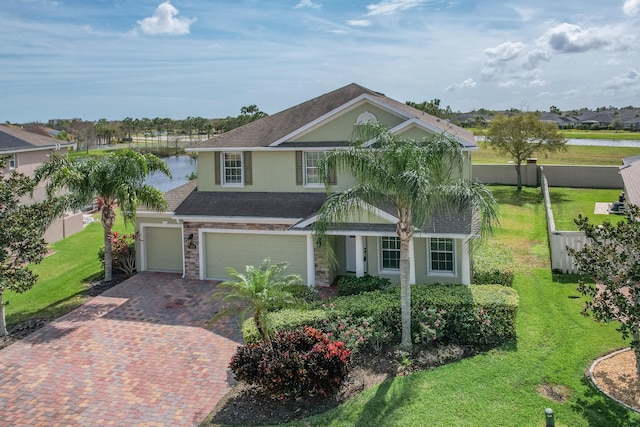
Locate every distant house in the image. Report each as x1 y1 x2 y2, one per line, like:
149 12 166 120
620 156 640 206
136 83 481 287
0 124 82 243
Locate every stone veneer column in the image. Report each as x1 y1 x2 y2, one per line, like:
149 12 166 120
183 222 203 280
314 249 331 287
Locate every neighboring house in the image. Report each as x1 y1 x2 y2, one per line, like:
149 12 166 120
620 156 640 206
0 124 82 243
136 83 481 286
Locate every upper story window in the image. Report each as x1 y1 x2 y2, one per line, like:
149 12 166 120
380 236 400 271
304 151 323 186
8 154 16 170
222 152 243 186
296 151 335 187
429 238 455 273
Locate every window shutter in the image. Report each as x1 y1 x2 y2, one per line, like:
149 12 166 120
328 164 337 185
244 151 252 185
214 153 221 185
295 151 303 185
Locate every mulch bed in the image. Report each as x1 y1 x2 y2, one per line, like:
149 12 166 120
202 344 478 426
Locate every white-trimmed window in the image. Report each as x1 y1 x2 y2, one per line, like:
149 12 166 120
380 236 400 270
304 151 323 186
222 152 243 186
8 154 16 170
429 238 455 273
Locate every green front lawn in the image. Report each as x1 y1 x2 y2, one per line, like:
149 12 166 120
293 186 638 426
4 215 133 325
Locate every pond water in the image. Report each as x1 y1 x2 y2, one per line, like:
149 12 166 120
145 155 197 192
565 139 640 147
476 136 640 147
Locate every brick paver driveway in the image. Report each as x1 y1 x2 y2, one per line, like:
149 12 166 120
0 272 242 426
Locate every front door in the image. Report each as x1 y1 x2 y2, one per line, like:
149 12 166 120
345 236 367 273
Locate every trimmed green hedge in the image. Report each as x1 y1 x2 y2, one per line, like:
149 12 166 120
243 284 519 348
473 242 515 287
337 274 391 296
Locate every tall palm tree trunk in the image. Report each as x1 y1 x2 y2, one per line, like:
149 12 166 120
398 211 413 350
102 202 116 282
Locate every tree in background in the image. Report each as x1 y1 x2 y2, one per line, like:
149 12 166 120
221 105 269 132
34 149 171 282
406 99 456 120
568 205 640 375
485 113 566 191
314 122 498 350
0 157 58 335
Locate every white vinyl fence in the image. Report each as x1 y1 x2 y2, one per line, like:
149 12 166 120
540 167 587 273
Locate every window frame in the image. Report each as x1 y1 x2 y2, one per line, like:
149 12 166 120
8 154 16 170
379 236 401 273
428 238 456 275
303 151 324 187
221 152 244 187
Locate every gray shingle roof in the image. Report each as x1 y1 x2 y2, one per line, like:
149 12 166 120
174 191 328 219
620 157 640 206
0 124 70 152
188 83 476 150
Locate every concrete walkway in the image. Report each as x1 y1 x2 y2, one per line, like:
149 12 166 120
0 272 242 426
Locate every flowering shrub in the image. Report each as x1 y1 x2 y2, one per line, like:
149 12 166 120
229 326 351 400
412 308 446 346
98 231 138 277
320 303 391 353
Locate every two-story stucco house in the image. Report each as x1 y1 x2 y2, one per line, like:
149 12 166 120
0 124 82 243
135 83 481 287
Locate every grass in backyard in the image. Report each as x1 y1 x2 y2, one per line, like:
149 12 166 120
472 143 640 166
548 187 623 231
4 215 133 325
559 130 640 140
292 186 638 427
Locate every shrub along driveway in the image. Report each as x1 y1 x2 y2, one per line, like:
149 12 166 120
0 272 242 426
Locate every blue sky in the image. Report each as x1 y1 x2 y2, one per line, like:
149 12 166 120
2 0 640 123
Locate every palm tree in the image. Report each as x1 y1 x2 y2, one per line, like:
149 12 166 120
314 122 498 349
34 149 171 282
210 258 305 341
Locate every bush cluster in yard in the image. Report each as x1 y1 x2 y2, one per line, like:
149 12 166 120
472 242 515 287
229 326 351 400
242 284 518 348
265 283 318 311
337 274 391 296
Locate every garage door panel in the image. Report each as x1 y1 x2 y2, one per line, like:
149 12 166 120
205 234 306 280
145 227 183 272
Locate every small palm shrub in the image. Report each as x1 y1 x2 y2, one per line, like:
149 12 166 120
337 274 391 296
229 326 351 400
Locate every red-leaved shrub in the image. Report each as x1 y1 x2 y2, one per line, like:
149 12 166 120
229 326 351 399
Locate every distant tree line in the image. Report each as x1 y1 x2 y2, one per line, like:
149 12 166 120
42 105 268 150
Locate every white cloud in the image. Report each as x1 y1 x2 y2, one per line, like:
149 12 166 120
445 78 476 91
136 1 196 36
294 0 322 9
365 0 426 17
542 23 610 53
484 41 524 66
522 49 551 70
623 0 640 16
529 79 547 87
510 5 537 22
348 19 372 27
603 68 640 90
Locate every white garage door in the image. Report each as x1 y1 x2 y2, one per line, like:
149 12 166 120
204 233 307 280
144 227 183 272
